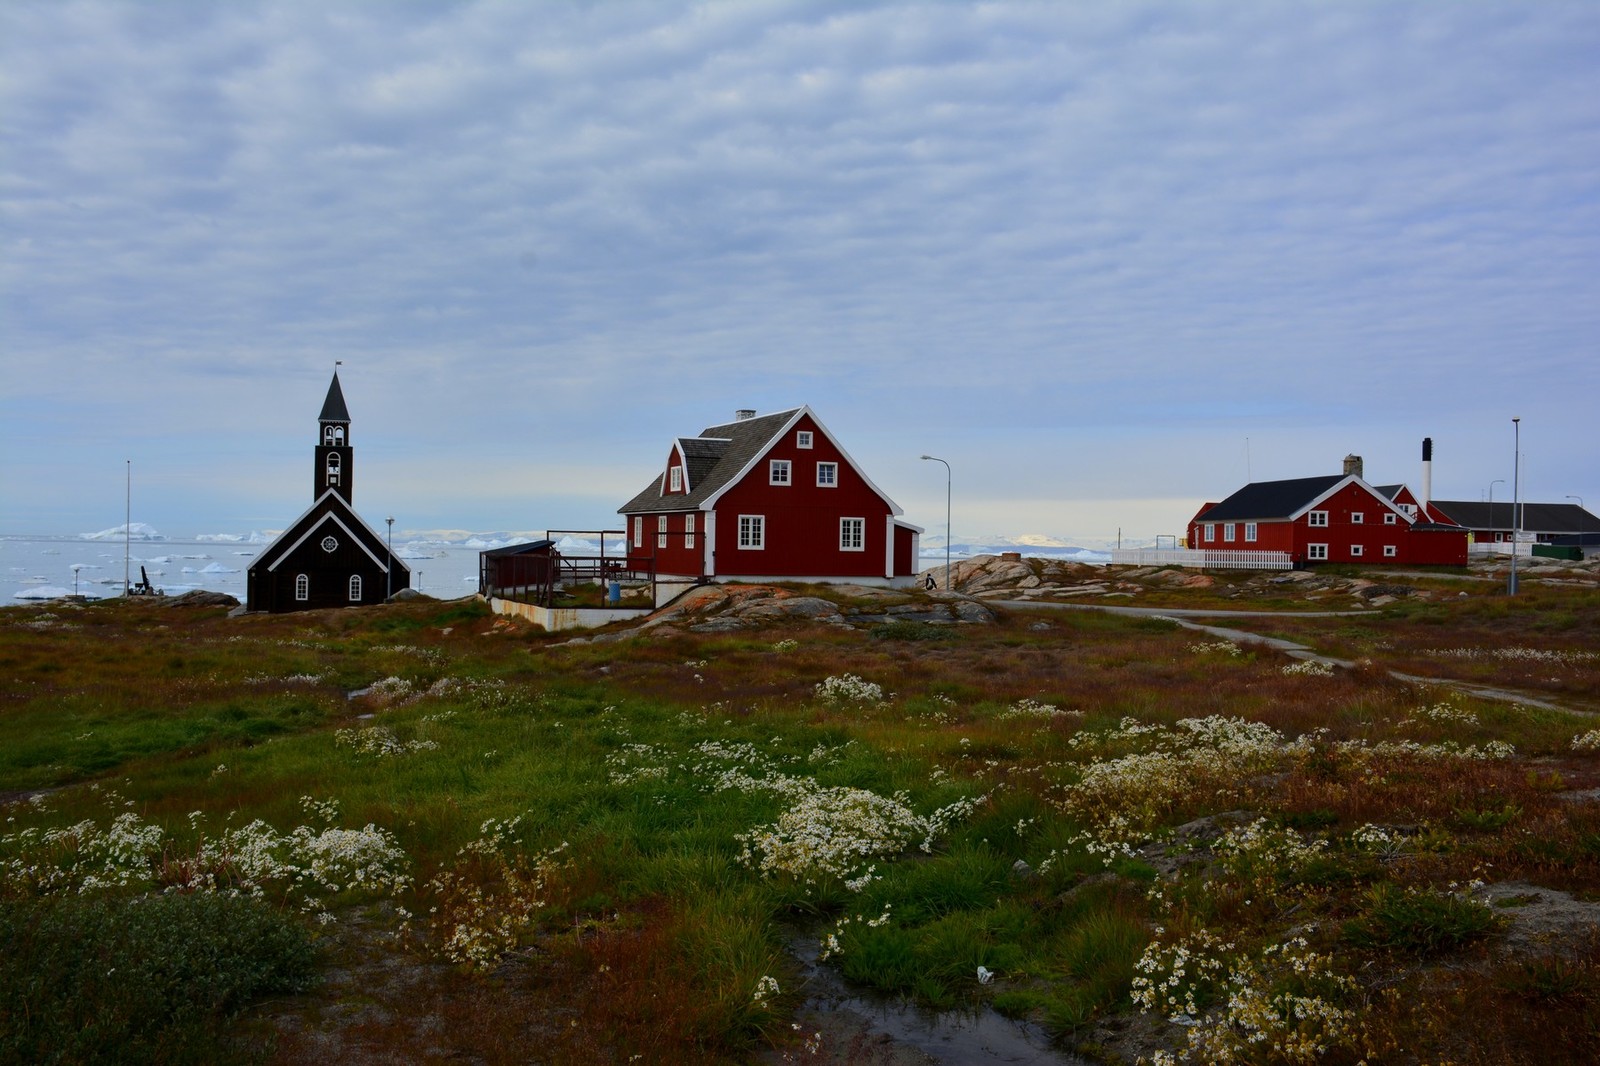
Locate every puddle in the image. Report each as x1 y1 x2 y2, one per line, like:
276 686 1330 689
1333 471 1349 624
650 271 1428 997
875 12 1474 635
789 938 1092 1065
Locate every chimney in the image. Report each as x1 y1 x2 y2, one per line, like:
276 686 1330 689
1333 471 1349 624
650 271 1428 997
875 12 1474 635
1421 437 1433 508
1343 454 1364 479
735 409 756 422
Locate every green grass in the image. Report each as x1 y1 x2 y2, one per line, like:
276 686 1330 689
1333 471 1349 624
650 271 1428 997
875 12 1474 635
2 584 1599 1063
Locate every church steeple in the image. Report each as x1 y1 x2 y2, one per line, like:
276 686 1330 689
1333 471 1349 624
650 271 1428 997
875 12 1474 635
314 370 353 503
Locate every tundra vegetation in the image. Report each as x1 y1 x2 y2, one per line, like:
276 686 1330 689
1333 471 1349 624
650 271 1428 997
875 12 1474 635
1 566 1598 1065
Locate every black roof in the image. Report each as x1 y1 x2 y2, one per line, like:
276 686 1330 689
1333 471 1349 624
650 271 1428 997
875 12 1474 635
619 409 802 515
319 372 351 423
1196 475 1344 523
1428 500 1599 534
479 539 556 558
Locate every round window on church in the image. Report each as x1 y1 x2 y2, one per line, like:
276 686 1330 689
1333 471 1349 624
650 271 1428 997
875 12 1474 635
321 536 338 553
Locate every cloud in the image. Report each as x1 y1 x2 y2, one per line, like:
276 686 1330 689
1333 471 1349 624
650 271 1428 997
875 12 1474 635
2 1 1596 536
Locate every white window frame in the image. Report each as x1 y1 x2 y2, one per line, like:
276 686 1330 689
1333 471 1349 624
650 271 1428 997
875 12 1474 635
1308 510 1329 528
348 575 362 601
797 431 813 449
633 516 642 549
770 459 791 486
1383 545 1398 558
1350 511 1364 525
840 517 865 552
295 574 309 600
1204 523 1215 543
669 466 682 492
1223 523 1236 543
685 514 696 550
1307 543 1328 561
1384 512 1397 525
738 515 765 549
657 515 668 550
816 461 838 488
326 453 341 486
1350 544 1364 558
1244 522 1257 543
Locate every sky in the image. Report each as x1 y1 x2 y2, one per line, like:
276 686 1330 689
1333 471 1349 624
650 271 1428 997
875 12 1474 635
3 1 1597 545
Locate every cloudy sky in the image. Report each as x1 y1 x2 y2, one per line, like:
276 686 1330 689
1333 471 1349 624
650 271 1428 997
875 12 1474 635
3 1 1596 544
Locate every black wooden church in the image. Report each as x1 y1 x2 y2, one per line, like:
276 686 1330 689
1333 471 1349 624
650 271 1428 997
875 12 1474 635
246 372 410 612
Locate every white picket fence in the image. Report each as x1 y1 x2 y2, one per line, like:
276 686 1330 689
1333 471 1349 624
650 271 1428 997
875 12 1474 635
1109 548 1294 571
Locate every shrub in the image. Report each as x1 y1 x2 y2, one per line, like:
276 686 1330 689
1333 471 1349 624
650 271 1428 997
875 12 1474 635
0 893 315 1065
1343 883 1504 954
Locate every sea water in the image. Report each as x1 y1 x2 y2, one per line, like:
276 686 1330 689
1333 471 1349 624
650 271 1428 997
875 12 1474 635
2 534 488 603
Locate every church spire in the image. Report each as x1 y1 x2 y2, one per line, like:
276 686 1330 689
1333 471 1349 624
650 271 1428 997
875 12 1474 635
315 369 353 503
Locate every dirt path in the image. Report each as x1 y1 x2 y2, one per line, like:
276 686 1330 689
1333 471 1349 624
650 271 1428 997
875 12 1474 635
997 601 1589 717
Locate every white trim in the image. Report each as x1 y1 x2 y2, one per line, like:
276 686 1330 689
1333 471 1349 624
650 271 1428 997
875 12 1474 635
295 573 309 600
669 466 682 492
700 407 904 515
1383 545 1398 558
1350 511 1364 524
1384 513 1397 525
633 516 642 548
1350 544 1364 557
1244 522 1257 542
1307 543 1329 561
704 512 717 575
840 517 865 552
797 430 813 449
1307 510 1329 528
1288 475 1414 526
349 574 362 601
738 514 765 549
770 459 792 486
1223 522 1236 543
1204 523 1215 542
685 513 696 550
264 507 392 574
816 461 839 488
657 514 668 549
249 489 404 576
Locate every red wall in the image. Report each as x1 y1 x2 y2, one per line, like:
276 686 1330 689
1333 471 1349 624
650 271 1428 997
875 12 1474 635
711 414 892 579
1187 481 1466 566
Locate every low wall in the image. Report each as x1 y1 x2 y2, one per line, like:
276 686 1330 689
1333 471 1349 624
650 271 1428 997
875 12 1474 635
1109 548 1293 571
487 596 650 632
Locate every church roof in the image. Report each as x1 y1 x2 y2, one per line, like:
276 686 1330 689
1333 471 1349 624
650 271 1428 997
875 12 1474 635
319 372 350 423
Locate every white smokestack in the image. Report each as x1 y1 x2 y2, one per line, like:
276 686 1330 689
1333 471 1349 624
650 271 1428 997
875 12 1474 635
1422 437 1433 509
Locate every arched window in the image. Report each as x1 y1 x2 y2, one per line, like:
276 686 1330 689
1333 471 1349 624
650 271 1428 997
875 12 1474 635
327 452 342 485
295 574 309 601
348 575 362 601
324 426 338 445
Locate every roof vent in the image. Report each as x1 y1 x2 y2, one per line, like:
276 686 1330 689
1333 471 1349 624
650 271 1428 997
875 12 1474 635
735 409 756 421
1343 454 1364 479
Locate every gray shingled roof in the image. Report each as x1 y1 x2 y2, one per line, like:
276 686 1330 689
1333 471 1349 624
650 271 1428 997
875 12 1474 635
1428 500 1598 534
1195 475 1344 523
619 409 802 515
319 373 350 423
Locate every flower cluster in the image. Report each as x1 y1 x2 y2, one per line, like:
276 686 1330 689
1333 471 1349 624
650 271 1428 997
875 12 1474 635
1001 698 1080 720
1401 700 1479 727
2 805 410 920
1571 729 1600 752
814 674 885 704
423 822 568 969
1280 659 1334 677
1426 646 1598 666
334 726 439 757
1134 930 1358 1064
737 787 929 886
1189 641 1242 657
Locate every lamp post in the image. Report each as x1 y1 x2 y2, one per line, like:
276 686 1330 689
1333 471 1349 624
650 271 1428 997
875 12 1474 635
1568 496 1586 555
72 564 82 597
1509 418 1521 595
920 455 951 592
1488 479 1504 549
386 516 394 600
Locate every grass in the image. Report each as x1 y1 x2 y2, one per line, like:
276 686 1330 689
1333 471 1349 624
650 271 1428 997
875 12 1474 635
1 582 1599 1063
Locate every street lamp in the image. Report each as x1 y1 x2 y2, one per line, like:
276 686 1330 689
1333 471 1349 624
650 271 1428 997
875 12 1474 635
1509 418 1520 595
386 516 394 601
920 455 951 592
1488 479 1504 549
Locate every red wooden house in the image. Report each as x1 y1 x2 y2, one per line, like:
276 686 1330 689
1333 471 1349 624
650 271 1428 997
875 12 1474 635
618 407 922 585
1186 458 1467 566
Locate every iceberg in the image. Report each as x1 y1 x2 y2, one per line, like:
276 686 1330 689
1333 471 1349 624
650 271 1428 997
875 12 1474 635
14 585 74 600
82 523 165 541
200 562 240 574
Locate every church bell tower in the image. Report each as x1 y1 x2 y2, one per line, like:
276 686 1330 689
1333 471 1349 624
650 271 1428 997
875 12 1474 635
314 371 354 503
